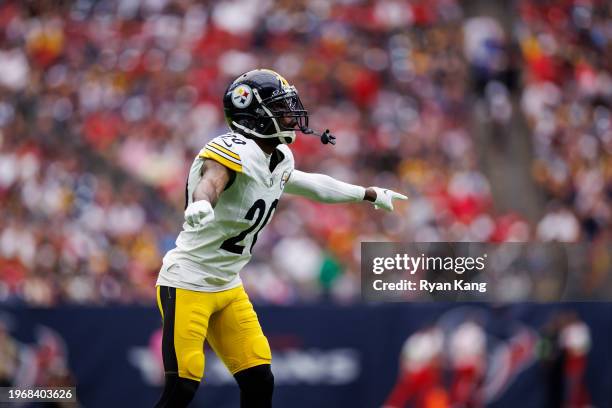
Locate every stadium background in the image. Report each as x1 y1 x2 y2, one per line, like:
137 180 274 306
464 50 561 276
0 0 610 406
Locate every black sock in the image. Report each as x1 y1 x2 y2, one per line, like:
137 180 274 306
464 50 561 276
234 364 274 408
154 373 200 408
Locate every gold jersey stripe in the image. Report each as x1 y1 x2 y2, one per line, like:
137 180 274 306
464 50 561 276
208 142 241 160
204 145 241 165
200 149 243 173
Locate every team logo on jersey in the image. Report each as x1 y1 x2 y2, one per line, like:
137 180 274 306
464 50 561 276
232 84 253 108
280 170 291 189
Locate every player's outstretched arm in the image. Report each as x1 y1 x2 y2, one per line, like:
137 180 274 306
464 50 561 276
284 170 407 211
185 160 232 228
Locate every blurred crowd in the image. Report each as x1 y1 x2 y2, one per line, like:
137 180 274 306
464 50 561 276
0 0 609 306
516 0 612 243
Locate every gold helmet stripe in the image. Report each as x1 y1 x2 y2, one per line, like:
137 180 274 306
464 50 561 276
260 69 290 88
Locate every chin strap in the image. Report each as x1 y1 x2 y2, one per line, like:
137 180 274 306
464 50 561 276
231 121 296 143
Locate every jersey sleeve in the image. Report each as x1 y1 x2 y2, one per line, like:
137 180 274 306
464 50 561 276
198 136 244 173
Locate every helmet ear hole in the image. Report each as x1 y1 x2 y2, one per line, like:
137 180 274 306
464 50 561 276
233 115 256 132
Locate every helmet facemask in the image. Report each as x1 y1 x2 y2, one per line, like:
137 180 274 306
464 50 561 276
262 87 308 131
250 86 308 144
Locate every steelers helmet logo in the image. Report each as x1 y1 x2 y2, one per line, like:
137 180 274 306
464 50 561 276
231 84 253 108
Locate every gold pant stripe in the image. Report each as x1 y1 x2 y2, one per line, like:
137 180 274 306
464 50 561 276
156 286 164 320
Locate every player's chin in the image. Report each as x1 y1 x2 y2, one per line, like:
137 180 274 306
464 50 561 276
260 137 283 149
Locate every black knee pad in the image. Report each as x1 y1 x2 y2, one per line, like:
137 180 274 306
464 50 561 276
234 364 274 407
154 373 200 408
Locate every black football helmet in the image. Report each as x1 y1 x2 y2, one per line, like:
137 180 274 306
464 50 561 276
223 69 308 144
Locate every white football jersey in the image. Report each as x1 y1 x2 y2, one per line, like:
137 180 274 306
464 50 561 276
156 132 294 292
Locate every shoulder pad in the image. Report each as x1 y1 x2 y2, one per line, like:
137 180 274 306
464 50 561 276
198 134 247 173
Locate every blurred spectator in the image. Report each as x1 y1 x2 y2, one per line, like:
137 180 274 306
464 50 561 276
538 312 592 408
383 326 449 408
448 321 486 406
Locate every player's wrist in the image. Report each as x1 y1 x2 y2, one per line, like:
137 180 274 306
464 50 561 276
186 199 213 212
364 187 377 203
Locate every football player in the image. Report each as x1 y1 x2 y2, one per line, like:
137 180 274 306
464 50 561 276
154 69 407 408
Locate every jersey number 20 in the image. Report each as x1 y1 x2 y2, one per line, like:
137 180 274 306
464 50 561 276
220 199 279 255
